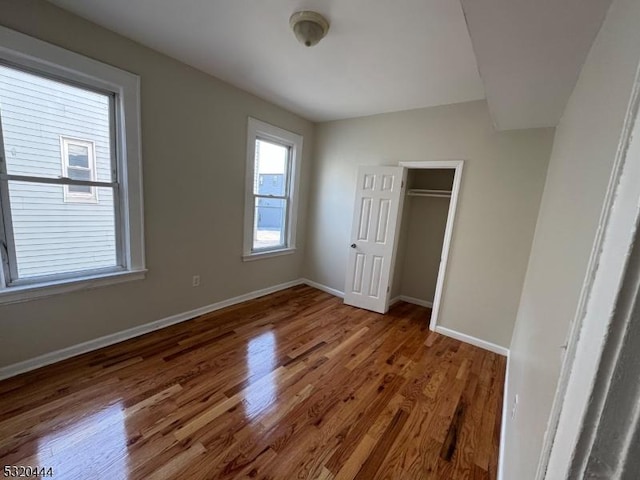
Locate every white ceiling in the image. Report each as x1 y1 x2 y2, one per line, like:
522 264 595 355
47 0 612 129
47 0 486 122
461 0 612 130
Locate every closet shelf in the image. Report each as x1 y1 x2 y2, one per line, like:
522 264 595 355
407 189 452 198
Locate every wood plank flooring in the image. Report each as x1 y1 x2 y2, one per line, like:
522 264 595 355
0 285 506 479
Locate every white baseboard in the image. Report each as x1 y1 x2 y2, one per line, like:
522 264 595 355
498 352 510 480
0 278 509 381
0 279 304 381
301 281 433 311
434 325 509 357
391 295 433 308
300 278 345 298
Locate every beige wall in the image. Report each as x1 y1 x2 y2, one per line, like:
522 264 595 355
304 101 554 347
0 0 314 368
396 196 449 303
503 0 640 477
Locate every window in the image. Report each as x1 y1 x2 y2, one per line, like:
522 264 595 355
61 137 98 202
243 118 302 260
0 26 145 303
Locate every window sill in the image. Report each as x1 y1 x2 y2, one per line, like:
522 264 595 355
0 269 147 305
242 247 296 262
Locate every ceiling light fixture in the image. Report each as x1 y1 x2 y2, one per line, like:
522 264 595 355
289 11 329 47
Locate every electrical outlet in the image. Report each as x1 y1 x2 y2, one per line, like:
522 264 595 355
511 394 519 420
192 275 200 287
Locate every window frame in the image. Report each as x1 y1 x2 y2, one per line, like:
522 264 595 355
0 26 145 304
60 136 99 203
253 141 291 251
243 118 302 261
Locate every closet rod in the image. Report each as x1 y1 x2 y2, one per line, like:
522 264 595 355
407 188 452 198
408 193 451 198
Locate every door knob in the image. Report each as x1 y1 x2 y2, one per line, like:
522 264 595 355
350 243 357 248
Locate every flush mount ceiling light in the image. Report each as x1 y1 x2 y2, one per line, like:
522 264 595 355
289 11 330 47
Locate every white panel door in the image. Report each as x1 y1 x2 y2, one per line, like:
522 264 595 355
344 166 406 313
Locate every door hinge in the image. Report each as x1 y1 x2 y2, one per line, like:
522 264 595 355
401 180 404 188
387 286 390 293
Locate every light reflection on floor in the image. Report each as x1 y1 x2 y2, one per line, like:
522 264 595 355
37 402 128 479
244 331 277 419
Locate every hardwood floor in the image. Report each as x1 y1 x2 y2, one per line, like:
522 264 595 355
0 286 506 479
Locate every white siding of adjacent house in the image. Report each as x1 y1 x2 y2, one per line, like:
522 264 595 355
0 64 117 279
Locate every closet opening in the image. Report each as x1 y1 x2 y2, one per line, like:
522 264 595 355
393 161 463 330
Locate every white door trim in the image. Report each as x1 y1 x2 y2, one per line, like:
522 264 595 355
399 160 464 331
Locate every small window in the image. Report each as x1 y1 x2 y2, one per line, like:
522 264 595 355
243 118 302 260
61 137 98 202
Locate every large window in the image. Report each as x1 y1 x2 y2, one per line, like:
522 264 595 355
0 26 144 303
243 118 302 260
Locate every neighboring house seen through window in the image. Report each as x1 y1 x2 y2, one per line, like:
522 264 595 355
0 26 145 304
243 118 302 260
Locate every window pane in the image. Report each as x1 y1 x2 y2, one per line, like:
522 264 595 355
68 144 89 168
67 167 92 193
0 64 113 182
253 197 286 250
7 181 117 278
67 167 91 182
254 139 288 196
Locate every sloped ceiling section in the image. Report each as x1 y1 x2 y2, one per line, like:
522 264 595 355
461 0 612 130
47 0 485 122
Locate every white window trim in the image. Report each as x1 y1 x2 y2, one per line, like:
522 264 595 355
243 117 302 261
0 270 146 305
0 26 145 304
60 136 99 203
